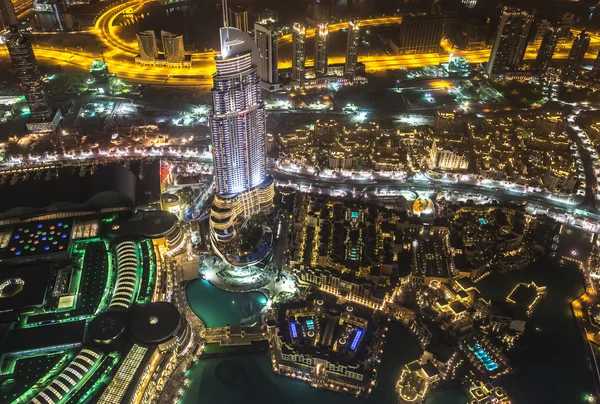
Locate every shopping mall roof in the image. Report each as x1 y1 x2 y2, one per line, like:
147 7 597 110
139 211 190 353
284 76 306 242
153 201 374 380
106 210 178 239
0 160 161 218
0 165 137 218
130 302 181 346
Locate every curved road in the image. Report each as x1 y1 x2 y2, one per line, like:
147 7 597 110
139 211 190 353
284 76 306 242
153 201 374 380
5 7 599 86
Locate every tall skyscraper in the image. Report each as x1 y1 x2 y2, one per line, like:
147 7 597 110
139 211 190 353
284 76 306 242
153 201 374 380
5 26 51 121
486 7 533 75
0 0 17 30
592 52 600 82
256 9 277 25
533 27 559 74
344 18 360 79
136 30 158 62
396 14 443 54
314 22 329 77
292 22 306 82
311 0 330 23
209 20 273 244
228 4 249 33
562 31 590 82
161 31 185 63
255 22 279 87
33 0 72 32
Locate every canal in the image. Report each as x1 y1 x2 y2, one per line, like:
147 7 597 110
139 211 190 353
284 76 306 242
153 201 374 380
185 279 267 328
182 260 592 403
476 260 594 404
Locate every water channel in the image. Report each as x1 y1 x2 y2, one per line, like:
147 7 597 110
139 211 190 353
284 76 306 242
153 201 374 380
182 260 592 403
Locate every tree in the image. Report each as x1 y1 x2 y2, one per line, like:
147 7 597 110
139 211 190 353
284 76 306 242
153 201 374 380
177 186 194 208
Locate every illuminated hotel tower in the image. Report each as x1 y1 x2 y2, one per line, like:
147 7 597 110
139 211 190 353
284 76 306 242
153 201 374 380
314 21 329 76
292 22 306 82
344 18 360 79
209 3 274 244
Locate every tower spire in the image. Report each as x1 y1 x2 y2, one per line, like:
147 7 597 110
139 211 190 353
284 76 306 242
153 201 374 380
221 0 230 40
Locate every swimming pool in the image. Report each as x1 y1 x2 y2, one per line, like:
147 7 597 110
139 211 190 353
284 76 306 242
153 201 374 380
185 279 267 328
468 344 498 371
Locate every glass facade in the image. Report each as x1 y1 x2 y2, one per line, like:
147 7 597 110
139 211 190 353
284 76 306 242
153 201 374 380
210 30 267 196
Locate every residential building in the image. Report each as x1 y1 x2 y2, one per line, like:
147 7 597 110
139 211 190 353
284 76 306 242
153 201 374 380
0 0 17 30
592 51 600 82
396 14 443 54
486 7 533 75
344 18 360 79
434 111 461 135
430 140 468 170
314 22 329 76
292 22 306 82
5 26 52 122
313 119 339 146
561 30 590 82
310 0 330 23
228 4 249 33
256 9 277 25
533 27 559 74
33 0 73 31
255 22 279 89
329 152 353 169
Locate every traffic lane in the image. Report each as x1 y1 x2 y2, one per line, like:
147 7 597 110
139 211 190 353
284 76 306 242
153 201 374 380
269 170 579 211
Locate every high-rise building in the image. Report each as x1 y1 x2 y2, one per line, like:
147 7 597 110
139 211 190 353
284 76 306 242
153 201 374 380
396 14 443 54
255 22 279 87
434 111 462 135
0 0 17 30
561 30 590 82
557 12 574 39
292 22 306 82
534 19 553 41
533 27 559 74
33 0 72 32
314 22 329 76
486 7 533 75
534 113 565 137
311 0 330 23
430 139 468 170
256 9 277 25
5 26 52 121
136 30 158 62
209 23 274 244
228 4 249 33
161 31 185 64
455 18 488 50
344 18 360 79
312 119 340 146
592 52 600 82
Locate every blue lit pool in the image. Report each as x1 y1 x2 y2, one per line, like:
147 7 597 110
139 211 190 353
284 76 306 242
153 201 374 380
468 344 498 371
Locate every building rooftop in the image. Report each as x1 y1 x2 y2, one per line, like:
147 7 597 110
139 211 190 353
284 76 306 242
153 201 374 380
0 161 160 218
130 302 182 346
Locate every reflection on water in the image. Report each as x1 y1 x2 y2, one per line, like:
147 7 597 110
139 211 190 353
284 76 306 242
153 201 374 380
477 260 593 404
185 279 266 328
181 322 425 404
183 260 593 403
